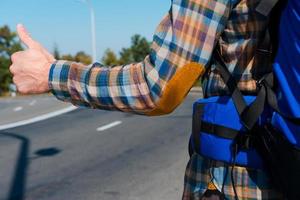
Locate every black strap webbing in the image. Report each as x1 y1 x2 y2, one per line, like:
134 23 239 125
241 81 267 129
214 49 264 130
192 104 204 153
201 121 239 140
200 121 255 151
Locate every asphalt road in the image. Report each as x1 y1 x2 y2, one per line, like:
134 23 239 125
0 93 200 200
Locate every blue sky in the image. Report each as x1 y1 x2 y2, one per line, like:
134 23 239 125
0 0 170 59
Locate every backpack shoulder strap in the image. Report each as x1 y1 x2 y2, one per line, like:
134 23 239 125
256 0 280 16
214 49 265 130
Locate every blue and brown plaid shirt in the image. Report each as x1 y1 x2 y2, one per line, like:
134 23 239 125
49 0 281 199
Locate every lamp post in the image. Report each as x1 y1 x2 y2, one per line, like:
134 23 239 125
81 0 97 62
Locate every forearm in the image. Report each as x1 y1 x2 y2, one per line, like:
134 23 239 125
49 59 155 113
49 57 204 115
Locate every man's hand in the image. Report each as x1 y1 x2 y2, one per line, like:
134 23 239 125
10 24 56 94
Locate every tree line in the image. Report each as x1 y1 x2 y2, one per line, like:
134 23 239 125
101 34 150 66
0 25 150 95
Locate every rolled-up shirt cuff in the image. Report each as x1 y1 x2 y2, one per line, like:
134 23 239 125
48 60 72 102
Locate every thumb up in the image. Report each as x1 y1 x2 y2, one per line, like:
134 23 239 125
17 24 41 49
17 24 54 62
10 24 56 94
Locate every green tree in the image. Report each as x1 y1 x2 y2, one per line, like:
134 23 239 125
119 34 150 65
102 48 120 66
0 25 23 94
119 48 133 65
74 51 92 65
130 34 151 62
60 51 92 65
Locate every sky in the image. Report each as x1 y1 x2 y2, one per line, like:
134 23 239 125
0 0 170 60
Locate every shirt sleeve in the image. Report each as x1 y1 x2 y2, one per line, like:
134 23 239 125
49 0 231 115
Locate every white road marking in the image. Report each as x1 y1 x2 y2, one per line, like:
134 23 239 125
97 121 122 132
0 106 77 131
14 106 23 112
29 100 37 106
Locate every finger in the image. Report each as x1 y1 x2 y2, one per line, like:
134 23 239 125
11 51 24 63
17 24 55 62
17 85 30 94
17 24 40 49
12 76 19 85
15 80 32 94
9 64 18 75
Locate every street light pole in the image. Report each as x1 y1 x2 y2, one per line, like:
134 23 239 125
82 0 97 62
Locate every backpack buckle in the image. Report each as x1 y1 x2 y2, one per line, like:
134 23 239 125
256 72 274 90
256 77 265 89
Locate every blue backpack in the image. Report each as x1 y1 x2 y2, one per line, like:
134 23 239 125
189 0 300 199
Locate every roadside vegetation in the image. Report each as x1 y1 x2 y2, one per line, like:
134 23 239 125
0 25 23 96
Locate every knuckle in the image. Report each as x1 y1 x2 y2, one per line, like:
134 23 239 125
12 76 17 84
9 65 18 75
13 77 21 86
11 52 21 62
18 83 33 94
9 65 15 74
11 53 17 62
11 51 26 62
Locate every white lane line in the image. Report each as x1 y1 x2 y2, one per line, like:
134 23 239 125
0 106 77 131
14 106 23 112
97 121 122 132
29 100 37 106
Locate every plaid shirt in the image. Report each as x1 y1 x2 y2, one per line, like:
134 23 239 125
49 0 279 199
183 154 282 200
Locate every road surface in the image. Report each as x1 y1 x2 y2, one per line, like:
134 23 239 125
0 92 200 200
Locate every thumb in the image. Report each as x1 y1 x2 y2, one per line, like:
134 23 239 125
17 24 55 62
17 24 40 49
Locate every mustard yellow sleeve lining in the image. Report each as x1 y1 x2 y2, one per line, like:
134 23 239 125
146 62 205 116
